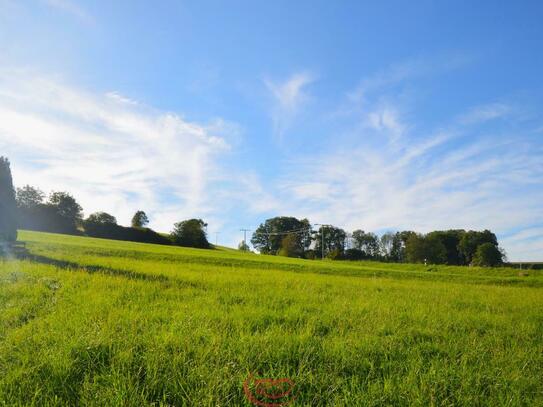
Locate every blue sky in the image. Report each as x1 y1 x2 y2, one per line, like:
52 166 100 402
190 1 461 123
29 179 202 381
1 0 542 260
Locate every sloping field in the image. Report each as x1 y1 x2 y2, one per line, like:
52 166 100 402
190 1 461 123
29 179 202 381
1 230 542 406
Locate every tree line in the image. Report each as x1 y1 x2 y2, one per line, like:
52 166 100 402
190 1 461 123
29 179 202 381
0 157 210 249
250 216 506 267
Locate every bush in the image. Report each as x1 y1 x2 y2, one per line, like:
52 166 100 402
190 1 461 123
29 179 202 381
304 249 316 260
343 248 366 261
326 248 343 260
238 241 250 252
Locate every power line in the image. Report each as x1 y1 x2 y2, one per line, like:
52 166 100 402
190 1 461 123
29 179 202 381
251 227 312 236
241 223 335 259
315 223 333 260
240 229 251 244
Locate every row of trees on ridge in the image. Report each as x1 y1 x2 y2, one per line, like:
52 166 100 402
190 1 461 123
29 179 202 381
250 216 506 267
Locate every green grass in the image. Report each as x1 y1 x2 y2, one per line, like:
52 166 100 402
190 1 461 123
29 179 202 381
1 230 542 406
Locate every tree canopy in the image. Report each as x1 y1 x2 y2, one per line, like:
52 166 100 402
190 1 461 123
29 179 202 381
171 219 210 249
314 225 346 259
352 230 380 258
86 212 117 225
16 185 45 209
0 157 18 242
131 211 149 228
47 192 83 233
472 242 504 267
251 217 312 255
458 230 499 264
405 233 447 264
278 233 303 257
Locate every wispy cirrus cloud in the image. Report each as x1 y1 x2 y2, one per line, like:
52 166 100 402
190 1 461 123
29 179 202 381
264 71 316 139
257 58 543 261
458 102 511 125
275 101 543 260
347 53 473 105
0 70 233 232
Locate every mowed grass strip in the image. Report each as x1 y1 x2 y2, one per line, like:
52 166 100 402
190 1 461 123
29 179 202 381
0 230 542 406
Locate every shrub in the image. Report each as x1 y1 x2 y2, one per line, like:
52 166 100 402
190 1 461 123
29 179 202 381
238 241 250 252
326 248 343 260
83 218 171 245
343 248 366 261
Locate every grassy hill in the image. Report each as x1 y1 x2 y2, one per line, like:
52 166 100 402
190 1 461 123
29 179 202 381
1 230 542 406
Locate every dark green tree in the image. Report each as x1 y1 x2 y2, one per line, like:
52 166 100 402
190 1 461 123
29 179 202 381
16 189 50 232
0 157 18 242
47 191 83 233
405 233 447 264
278 233 303 257
458 230 498 264
387 231 416 262
16 185 45 209
352 230 380 258
471 242 504 267
16 186 64 233
314 225 346 259
171 219 210 248
251 217 312 255
427 230 465 265
131 210 149 228
86 212 117 225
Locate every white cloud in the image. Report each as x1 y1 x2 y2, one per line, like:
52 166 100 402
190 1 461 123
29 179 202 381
459 102 511 125
264 72 316 139
500 227 543 262
347 53 473 105
105 92 139 106
0 71 231 232
366 106 406 143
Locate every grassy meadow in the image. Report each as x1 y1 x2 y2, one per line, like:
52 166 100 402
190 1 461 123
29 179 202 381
1 230 542 406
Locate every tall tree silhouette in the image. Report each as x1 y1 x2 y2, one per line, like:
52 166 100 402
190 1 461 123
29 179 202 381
0 157 18 242
131 210 149 228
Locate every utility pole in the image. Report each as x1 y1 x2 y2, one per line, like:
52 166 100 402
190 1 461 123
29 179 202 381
315 224 332 260
214 232 220 246
240 229 250 246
